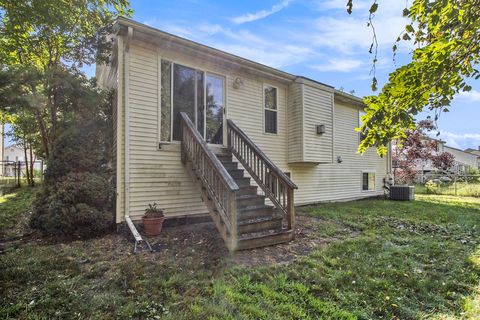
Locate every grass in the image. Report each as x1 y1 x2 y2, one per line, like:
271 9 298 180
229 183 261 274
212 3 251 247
1 189 479 319
416 181 480 197
0 186 38 239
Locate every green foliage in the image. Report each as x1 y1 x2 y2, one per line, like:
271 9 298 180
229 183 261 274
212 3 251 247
354 0 480 155
144 202 165 217
31 119 114 238
425 180 438 194
0 0 132 68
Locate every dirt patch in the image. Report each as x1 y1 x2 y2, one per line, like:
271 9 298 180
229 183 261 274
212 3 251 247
1 213 359 267
140 213 359 267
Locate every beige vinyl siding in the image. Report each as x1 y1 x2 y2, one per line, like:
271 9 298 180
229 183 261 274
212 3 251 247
227 77 288 168
288 102 388 204
302 84 333 163
286 81 333 164
115 37 390 222
287 82 303 163
125 42 208 220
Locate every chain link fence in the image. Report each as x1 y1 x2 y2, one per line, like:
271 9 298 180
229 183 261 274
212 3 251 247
415 170 480 197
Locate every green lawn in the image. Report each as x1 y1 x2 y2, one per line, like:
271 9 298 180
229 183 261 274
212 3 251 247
1 189 479 319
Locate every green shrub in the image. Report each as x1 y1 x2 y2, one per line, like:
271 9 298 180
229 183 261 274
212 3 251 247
425 180 438 194
31 122 113 239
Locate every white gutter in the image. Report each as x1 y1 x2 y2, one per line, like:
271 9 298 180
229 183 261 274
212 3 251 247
122 26 151 253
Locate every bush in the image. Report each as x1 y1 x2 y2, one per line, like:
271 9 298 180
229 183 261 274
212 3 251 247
31 122 113 239
425 180 438 194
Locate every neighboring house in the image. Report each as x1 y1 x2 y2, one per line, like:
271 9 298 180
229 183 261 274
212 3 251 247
2 144 43 177
465 147 480 169
97 17 392 250
414 139 479 176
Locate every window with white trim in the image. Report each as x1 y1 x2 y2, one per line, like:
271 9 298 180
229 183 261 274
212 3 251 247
264 85 277 134
362 172 375 191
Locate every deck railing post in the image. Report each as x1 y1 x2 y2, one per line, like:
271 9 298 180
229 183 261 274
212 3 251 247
287 188 295 234
227 190 238 250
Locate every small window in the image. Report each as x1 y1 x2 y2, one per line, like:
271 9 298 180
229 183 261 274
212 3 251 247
359 110 367 142
362 172 375 191
264 85 277 134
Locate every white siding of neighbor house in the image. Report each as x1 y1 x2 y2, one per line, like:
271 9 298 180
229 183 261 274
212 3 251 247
110 37 390 222
444 146 479 168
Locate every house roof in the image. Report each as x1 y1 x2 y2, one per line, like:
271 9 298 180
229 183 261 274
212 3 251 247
116 17 364 106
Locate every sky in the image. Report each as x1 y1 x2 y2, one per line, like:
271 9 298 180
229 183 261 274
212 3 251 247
5 0 480 150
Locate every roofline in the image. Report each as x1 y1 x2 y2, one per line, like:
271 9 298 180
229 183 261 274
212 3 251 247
443 144 480 156
334 90 365 107
115 17 368 106
116 17 298 83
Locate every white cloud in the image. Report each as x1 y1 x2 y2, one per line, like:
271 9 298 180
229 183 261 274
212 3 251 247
311 58 364 72
313 0 370 11
231 0 292 24
457 89 480 102
432 131 480 150
144 20 314 69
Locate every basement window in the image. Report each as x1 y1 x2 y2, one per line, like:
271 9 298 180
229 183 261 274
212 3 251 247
362 172 375 191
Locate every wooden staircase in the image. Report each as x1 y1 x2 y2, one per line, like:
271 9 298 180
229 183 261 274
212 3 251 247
215 152 293 250
180 112 297 251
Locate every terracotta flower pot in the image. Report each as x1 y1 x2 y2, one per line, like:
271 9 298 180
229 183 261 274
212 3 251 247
142 215 165 236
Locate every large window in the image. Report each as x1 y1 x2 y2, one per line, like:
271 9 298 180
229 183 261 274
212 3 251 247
264 85 277 134
159 61 224 142
362 172 375 191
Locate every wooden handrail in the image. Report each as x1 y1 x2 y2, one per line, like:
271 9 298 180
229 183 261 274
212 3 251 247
227 119 298 230
180 112 239 250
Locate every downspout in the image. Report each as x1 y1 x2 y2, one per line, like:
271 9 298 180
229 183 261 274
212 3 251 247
122 25 151 253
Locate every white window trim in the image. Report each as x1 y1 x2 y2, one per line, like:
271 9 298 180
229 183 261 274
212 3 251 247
263 83 279 135
361 170 376 192
157 56 227 146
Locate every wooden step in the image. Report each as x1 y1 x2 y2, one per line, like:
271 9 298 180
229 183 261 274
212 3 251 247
216 154 233 162
237 215 283 234
237 194 265 207
233 177 251 187
227 168 244 178
237 185 258 196
237 230 294 251
238 205 274 220
222 162 238 170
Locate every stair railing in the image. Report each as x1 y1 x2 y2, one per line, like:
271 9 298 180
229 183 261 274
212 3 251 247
227 119 298 231
180 112 239 250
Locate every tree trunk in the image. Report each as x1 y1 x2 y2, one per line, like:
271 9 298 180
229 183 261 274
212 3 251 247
29 143 35 186
23 141 31 186
35 109 50 159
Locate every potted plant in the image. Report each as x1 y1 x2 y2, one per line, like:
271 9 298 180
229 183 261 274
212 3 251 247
142 203 165 236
